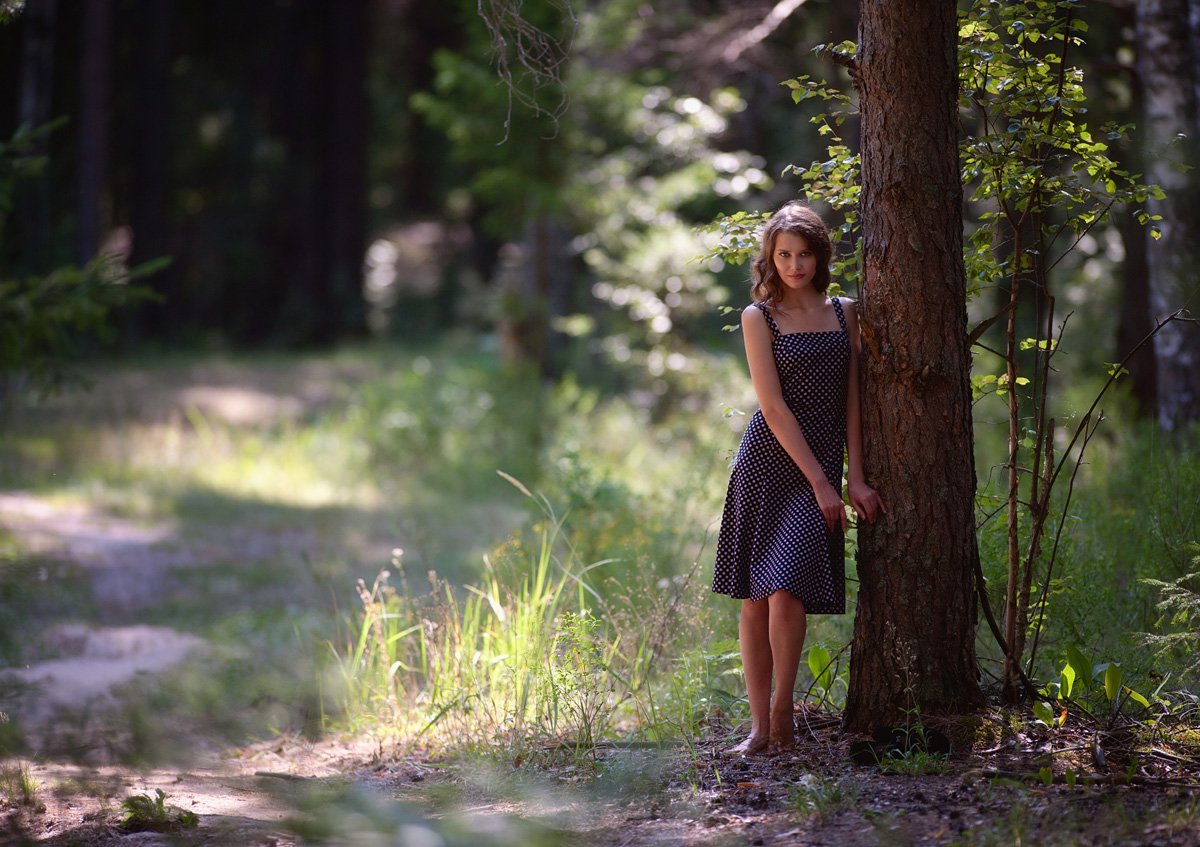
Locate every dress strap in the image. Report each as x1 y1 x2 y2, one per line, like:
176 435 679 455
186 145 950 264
830 297 848 333
755 302 781 338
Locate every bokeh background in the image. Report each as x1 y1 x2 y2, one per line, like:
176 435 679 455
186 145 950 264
1 1 1198 843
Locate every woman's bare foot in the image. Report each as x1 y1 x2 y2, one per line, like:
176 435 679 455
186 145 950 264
725 733 770 756
771 707 796 751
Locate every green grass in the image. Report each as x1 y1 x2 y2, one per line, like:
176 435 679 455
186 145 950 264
874 749 952 777
0 340 754 763
972 368 1200 698
789 773 859 820
326 482 733 754
0 760 40 807
2 338 1196 772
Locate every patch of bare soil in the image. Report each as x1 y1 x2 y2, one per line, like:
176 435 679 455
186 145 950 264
352 704 1200 847
0 491 328 845
3 761 295 846
563 705 1200 847
7 697 1200 846
9 625 205 717
44 356 375 428
0 492 318 616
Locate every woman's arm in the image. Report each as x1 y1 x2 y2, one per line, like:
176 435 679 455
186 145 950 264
840 299 886 523
742 305 848 530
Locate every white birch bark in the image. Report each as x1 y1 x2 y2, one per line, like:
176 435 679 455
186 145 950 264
1138 0 1200 432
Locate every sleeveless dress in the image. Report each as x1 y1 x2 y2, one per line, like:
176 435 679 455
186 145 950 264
711 298 850 613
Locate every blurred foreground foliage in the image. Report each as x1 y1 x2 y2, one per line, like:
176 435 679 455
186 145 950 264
1 122 159 418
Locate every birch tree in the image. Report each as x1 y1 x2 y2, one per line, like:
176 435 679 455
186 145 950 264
1137 0 1200 433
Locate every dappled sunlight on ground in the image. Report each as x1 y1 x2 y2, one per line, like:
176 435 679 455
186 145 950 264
0 347 551 841
176 385 306 427
2 347 1196 845
7 760 299 845
10 624 205 714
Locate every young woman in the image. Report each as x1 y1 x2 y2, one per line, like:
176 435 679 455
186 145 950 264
712 202 885 755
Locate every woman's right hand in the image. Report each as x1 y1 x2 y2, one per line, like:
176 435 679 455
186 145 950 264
815 480 848 531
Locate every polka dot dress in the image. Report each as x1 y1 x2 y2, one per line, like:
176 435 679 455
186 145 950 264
712 299 850 613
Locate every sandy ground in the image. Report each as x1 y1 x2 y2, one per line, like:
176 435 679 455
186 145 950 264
9 624 206 714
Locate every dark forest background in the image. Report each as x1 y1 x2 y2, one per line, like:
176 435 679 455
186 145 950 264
3 0 1163 401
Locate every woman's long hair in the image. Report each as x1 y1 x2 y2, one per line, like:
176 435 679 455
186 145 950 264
750 202 833 306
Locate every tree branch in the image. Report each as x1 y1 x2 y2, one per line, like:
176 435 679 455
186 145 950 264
477 0 578 140
721 0 811 65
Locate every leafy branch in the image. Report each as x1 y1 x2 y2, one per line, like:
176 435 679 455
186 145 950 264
704 0 1170 706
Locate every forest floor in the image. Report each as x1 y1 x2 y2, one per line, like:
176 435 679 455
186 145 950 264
4 491 1200 846
2 358 1199 845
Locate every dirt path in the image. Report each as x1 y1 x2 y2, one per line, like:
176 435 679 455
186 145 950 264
0 493 208 722
0 491 326 845
3 477 1200 846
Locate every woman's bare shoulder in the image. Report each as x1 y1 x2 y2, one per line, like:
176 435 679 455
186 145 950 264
741 303 768 323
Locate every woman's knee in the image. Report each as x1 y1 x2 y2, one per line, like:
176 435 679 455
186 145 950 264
767 589 806 614
741 597 770 623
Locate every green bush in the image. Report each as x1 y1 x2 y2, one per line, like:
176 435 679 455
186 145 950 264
982 422 1200 688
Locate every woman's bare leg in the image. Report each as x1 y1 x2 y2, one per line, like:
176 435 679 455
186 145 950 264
728 598 771 755
767 590 807 750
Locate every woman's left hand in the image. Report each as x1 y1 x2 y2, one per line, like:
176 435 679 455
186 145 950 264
848 481 887 524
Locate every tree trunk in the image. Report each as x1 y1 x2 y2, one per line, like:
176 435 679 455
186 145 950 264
1112 43 1159 419
1138 0 1200 433
1116 206 1158 417
496 215 565 375
844 0 984 733
129 0 174 341
323 0 368 340
16 0 58 271
258 0 326 345
76 0 114 266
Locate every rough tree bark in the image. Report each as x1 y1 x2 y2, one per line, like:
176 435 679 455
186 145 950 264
844 0 984 733
1138 0 1200 433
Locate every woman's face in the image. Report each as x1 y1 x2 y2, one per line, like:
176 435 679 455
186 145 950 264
772 231 818 290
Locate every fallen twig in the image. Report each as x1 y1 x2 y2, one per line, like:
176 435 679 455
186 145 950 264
254 771 307 781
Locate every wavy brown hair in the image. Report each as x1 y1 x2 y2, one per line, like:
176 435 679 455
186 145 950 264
750 202 833 305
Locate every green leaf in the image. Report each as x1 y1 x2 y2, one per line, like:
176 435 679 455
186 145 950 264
1066 646 1090 691
1060 662 1076 699
1104 663 1122 702
1033 700 1056 727
807 645 833 692
1125 687 1150 709
1039 766 1054 786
